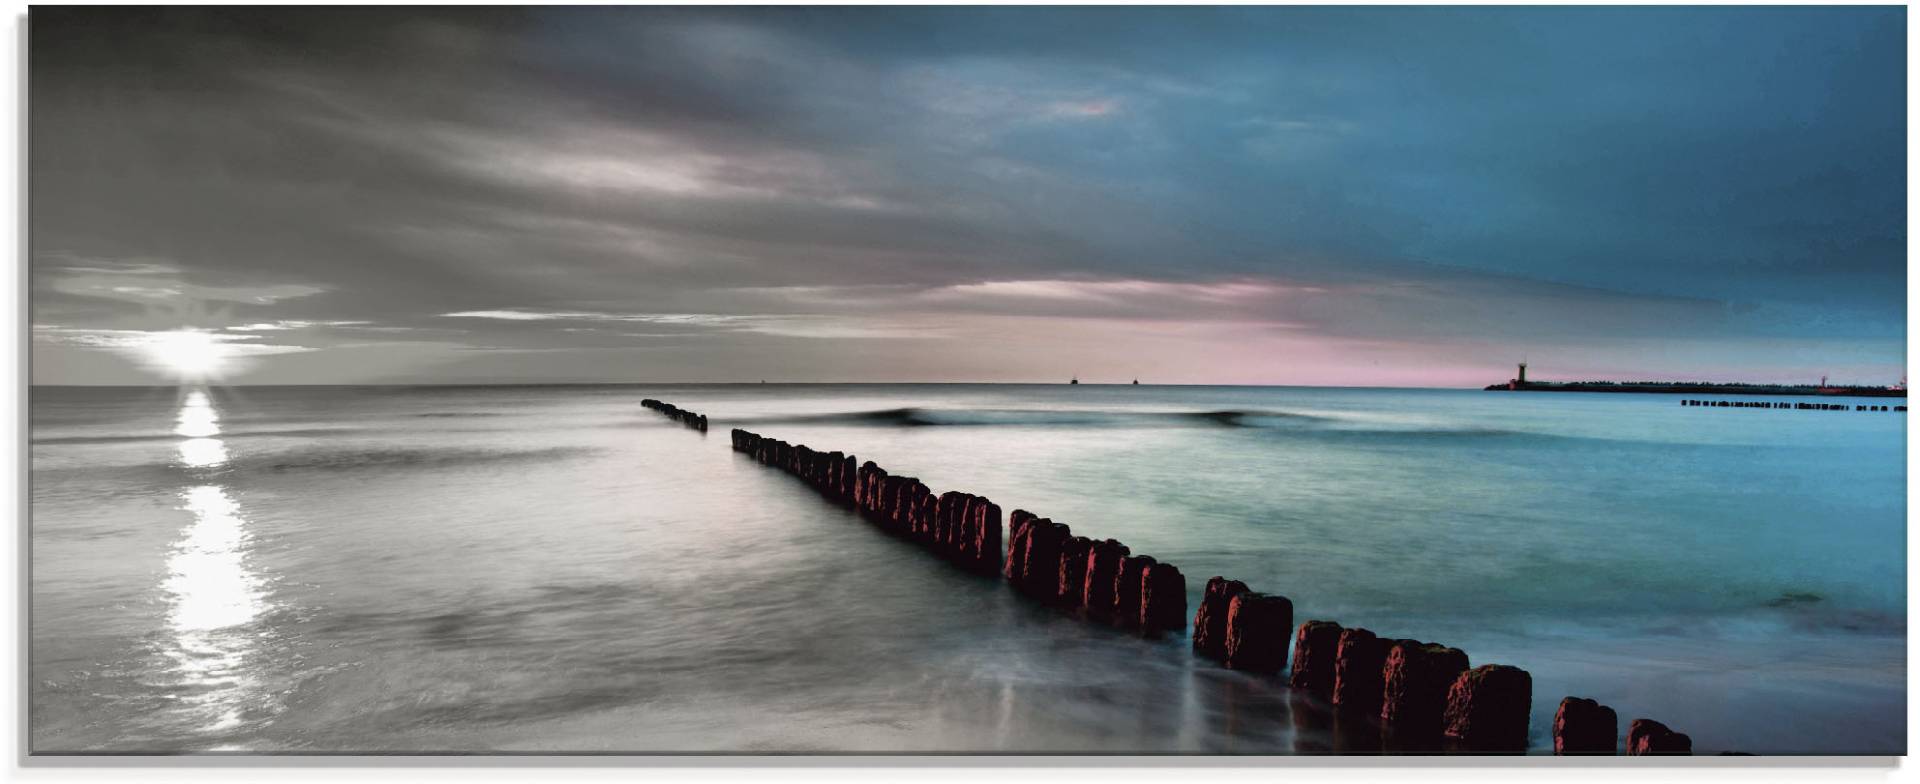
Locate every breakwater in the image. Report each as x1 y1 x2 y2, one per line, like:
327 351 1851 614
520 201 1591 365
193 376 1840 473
673 400 1699 754
641 398 709 431
1490 381 1906 397
1682 399 1904 412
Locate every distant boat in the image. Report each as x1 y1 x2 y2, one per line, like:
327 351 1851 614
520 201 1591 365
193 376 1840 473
1069 376 1079 385
1132 379 1139 385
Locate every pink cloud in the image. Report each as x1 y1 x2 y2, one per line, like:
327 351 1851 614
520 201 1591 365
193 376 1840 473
1045 98 1120 118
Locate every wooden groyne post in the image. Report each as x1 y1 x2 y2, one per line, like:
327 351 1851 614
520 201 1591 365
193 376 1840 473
1331 628 1393 721
1380 640 1470 744
1289 620 1344 697
642 398 709 431
1682 398 1906 412
1553 697 1618 754
1627 718 1693 755
1223 593 1294 674
1443 664 1533 752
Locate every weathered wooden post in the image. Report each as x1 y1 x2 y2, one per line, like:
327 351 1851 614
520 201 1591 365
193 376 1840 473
1222 592 1294 674
935 491 965 558
1290 620 1344 698
880 475 910 533
1021 519 1071 598
949 494 975 562
855 462 884 513
839 454 857 502
1553 697 1617 755
1332 627 1392 719
1112 554 1155 627
1192 577 1249 659
1056 536 1093 608
889 477 916 535
1139 561 1186 633
957 495 981 563
1380 640 1470 744
1005 510 1035 583
1082 539 1130 617
971 500 1002 575
909 487 936 544
1626 719 1691 755
1443 664 1532 753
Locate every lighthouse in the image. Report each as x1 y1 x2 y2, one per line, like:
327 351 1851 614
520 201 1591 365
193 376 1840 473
1507 361 1529 390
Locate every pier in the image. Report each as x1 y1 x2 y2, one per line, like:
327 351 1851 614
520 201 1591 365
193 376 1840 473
654 400 1698 754
1487 363 1906 398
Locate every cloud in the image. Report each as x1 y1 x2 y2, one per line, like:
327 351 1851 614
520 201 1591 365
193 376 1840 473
1044 98 1119 119
441 310 751 324
225 320 374 331
33 325 310 352
25 7 1906 385
38 252 332 306
440 310 929 339
33 326 316 386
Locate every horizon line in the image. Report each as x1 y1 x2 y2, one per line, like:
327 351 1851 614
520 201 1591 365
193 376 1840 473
28 380 1475 390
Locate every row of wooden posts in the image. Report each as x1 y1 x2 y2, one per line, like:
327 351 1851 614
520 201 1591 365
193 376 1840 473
678 406 1696 755
1682 399 1905 412
641 398 709 431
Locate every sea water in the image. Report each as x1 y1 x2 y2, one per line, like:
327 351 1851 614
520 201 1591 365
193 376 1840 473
28 384 1906 753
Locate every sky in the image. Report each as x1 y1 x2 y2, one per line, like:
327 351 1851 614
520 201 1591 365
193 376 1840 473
29 6 1907 387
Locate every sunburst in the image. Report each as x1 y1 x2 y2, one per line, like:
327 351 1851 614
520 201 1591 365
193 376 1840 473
141 329 234 381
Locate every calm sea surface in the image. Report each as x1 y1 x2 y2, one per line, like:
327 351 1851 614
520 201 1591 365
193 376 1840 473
28 384 1907 753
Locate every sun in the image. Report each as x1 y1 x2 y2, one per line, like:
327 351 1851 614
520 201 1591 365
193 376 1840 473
142 329 233 381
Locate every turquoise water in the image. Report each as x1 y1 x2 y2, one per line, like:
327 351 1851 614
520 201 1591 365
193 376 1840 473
28 384 1906 753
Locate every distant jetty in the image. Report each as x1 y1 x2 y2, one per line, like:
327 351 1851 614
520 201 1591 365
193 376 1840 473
1484 363 1905 398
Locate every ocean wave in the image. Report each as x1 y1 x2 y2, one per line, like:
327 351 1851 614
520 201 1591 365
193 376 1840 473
723 407 1558 444
1184 410 1327 428
730 407 1338 428
1244 425 1619 450
1761 590 1905 635
1309 426 1531 439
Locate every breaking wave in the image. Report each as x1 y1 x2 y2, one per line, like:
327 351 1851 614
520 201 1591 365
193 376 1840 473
717 407 1533 435
721 407 1604 447
730 407 1338 428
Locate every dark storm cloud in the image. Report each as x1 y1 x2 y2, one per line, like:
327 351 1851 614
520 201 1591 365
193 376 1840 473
28 6 1905 385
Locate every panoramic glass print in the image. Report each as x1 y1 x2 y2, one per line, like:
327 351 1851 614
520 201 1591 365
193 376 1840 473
28 6 1906 755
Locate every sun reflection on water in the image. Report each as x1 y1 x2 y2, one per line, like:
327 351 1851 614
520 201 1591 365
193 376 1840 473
159 388 276 739
174 390 220 439
169 486 263 632
176 438 229 468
